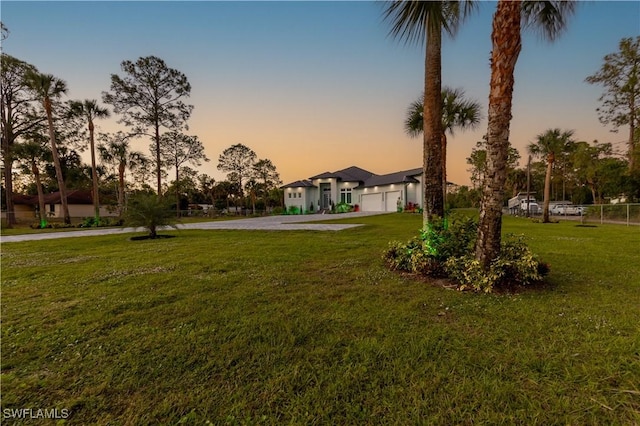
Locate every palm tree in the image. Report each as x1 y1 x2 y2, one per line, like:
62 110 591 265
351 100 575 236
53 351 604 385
125 193 176 239
405 87 482 203
69 99 110 222
98 133 147 217
14 135 50 228
528 128 575 222
475 0 576 268
24 71 71 224
384 0 475 226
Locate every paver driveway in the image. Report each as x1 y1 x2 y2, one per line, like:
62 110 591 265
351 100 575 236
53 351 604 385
1 212 388 243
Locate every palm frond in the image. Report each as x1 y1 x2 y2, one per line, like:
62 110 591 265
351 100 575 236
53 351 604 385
382 0 476 45
521 0 577 42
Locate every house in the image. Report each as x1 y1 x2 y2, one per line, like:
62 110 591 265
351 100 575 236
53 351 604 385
11 190 118 220
281 166 424 212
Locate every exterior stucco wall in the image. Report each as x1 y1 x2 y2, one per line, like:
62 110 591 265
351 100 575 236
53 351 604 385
12 204 118 221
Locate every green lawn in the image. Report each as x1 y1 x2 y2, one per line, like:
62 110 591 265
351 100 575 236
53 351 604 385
1 214 639 424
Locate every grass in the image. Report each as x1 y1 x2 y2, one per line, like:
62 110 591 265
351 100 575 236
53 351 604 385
1 214 639 424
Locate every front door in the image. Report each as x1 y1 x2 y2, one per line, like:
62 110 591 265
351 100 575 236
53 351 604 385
322 187 331 209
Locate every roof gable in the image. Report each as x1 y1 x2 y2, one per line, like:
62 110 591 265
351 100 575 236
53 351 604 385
309 166 376 182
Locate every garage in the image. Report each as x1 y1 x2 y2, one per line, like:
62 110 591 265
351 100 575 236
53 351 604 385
360 193 383 212
385 191 402 212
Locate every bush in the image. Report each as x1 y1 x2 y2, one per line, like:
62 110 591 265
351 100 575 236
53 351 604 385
335 202 352 213
383 215 548 293
125 194 178 239
444 235 548 293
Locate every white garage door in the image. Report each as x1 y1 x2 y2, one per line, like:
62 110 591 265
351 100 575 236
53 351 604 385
385 191 402 212
361 193 383 211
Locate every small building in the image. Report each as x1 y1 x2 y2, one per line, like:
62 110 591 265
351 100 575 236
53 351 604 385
282 166 425 213
12 190 117 220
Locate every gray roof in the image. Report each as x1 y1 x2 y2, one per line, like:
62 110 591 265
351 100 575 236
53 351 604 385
281 180 316 189
309 166 375 182
284 166 427 190
360 168 422 188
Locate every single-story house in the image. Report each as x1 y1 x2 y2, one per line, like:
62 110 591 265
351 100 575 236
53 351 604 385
11 190 118 220
281 166 425 212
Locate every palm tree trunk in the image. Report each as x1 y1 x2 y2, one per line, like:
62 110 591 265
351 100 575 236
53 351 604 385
423 24 445 226
442 133 447 208
89 120 100 221
628 109 636 172
118 163 126 217
2 100 16 227
44 98 71 224
3 153 16 227
475 0 522 269
543 156 553 222
31 160 47 227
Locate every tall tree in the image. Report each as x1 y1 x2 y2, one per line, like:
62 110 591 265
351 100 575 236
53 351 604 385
197 174 216 207
586 36 640 172
98 132 148 217
24 70 72 224
384 0 476 226
69 99 110 221
475 0 576 268
571 140 623 204
217 143 257 199
528 128 575 222
158 131 209 216
13 134 50 227
1 54 42 226
103 56 193 195
252 158 281 210
405 86 482 201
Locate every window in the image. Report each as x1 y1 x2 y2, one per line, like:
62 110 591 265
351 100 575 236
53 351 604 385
288 193 292 198
340 188 352 204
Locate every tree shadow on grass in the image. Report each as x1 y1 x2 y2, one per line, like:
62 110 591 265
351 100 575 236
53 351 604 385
129 235 176 241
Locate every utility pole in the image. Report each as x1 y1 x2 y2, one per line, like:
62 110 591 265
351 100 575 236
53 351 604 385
526 155 531 218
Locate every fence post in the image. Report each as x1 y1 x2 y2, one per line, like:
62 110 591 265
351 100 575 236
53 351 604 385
601 204 604 225
627 203 630 226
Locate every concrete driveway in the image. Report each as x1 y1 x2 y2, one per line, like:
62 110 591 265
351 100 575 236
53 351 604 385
1 212 388 243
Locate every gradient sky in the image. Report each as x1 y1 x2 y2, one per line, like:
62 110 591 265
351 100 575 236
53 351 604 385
2 1 639 186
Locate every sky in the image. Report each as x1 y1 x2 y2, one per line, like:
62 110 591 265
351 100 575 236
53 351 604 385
2 1 639 187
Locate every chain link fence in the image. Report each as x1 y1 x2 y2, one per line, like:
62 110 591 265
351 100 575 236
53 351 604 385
581 204 640 226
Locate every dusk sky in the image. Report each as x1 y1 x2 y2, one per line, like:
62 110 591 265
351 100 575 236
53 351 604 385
2 1 639 187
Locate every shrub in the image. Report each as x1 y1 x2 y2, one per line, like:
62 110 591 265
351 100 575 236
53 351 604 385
383 214 476 277
335 202 352 213
383 215 548 293
125 194 178 239
444 235 548 293
421 215 477 261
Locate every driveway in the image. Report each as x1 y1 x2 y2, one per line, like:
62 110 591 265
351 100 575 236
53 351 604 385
1 212 388 243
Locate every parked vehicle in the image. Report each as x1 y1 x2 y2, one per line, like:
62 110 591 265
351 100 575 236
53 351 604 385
508 192 539 215
551 204 581 215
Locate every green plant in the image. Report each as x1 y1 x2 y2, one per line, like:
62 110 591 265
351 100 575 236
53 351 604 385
445 234 548 292
124 193 178 238
335 202 352 213
383 215 546 292
2 214 640 424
